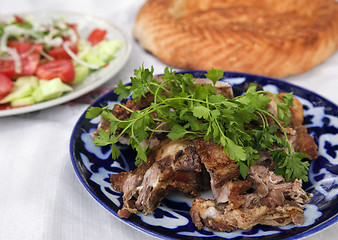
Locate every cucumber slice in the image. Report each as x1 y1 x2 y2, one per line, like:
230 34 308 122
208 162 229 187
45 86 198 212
84 52 105 67
0 84 36 104
94 39 122 61
38 79 49 86
62 82 73 92
32 78 73 103
10 96 35 107
77 39 91 59
72 64 90 84
82 39 122 67
14 76 39 89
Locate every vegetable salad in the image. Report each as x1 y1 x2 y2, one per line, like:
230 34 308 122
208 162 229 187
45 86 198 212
0 15 122 109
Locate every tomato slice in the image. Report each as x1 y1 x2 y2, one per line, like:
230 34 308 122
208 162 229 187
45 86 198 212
2 41 42 77
87 28 107 46
20 53 40 76
14 15 25 23
8 41 43 54
0 73 14 100
46 43 78 60
0 54 40 78
36 59 75 82
67 23 78 32
0 60 16 78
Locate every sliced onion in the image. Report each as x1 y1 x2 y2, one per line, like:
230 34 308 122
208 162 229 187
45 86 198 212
0 27 22 73
67 27 79 45
62 41 99 69
40 50 54 61
6 48 21 73
19 47 35 58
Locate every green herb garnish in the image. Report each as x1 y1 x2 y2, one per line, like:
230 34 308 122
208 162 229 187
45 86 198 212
86 66 310 182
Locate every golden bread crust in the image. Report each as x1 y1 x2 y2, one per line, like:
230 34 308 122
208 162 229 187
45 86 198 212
133 0 338 78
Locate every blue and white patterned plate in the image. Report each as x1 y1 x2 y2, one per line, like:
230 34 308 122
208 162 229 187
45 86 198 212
69 71 338 240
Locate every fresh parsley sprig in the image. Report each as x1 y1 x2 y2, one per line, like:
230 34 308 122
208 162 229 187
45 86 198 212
86 66 310 182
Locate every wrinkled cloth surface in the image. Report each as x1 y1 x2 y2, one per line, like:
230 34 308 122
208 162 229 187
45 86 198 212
0 1 337 239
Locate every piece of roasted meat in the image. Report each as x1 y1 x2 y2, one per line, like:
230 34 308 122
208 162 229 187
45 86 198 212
190 164 311 232
111 138 210 218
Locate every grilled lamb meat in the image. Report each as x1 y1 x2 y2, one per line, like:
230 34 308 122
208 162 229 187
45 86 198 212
190 165 311 231
262 93 317 160
214 180 252 207
108 96 316 226
95 80 317 231
111 138 210 218
194 139 240 188
91 99 141 147
284 95 317 159
110 149 157 218
193 139 242 205
248 165 311 206
293 125 317 159
191 197 304 232
193 78 233 98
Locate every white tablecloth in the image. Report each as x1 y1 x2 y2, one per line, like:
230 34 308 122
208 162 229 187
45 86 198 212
0 1 337 239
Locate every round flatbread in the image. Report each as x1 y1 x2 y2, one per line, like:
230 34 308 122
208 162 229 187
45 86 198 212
133 0 338 78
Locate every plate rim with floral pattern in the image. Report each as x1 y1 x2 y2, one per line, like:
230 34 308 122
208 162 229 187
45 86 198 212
0 10 132 117
69 71 338 240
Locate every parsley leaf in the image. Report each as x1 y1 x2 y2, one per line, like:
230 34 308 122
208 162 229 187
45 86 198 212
85 106 103 119
114 80 131 101
192 105 210 119
92 130 111 147
87 66 311 182
167 124 189 140
272 150 309 182
205 68 224 85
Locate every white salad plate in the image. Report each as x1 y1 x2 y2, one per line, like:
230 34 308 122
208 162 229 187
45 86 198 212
70 71 338 240
0 11 132 117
